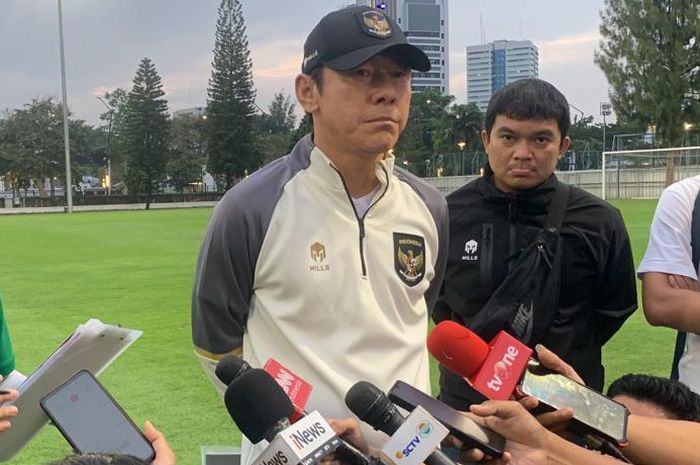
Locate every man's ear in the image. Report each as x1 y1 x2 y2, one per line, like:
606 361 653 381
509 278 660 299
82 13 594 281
295 74 319 114
559 135 572 155
480 129 490 149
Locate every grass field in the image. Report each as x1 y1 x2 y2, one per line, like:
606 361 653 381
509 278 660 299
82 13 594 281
0 199 673 464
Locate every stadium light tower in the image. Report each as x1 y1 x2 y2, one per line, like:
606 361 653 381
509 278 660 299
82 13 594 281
57 0 73 212
600 102 612 152
600 102 612 201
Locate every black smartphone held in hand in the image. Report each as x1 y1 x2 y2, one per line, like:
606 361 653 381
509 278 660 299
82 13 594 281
40 370 155 461
517 363 629 445
388 380 505 458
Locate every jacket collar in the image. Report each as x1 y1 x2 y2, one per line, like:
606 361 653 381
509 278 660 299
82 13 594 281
478 168 559 213
291 134 395 195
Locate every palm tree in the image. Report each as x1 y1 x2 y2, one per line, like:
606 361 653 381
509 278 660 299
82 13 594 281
432 103 483 174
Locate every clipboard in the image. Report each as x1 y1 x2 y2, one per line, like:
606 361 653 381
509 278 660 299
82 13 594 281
0 319 142 461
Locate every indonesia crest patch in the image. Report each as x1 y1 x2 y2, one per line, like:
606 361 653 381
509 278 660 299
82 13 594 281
394 232 426 287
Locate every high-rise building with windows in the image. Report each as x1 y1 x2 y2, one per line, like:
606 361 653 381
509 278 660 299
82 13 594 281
396 0 448 94
354 0 448 94
467 40 538 112
355 0 397 19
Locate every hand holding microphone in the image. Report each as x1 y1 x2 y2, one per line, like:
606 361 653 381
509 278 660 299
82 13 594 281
345 381 459 465
224 366 387 465
428 321 629 450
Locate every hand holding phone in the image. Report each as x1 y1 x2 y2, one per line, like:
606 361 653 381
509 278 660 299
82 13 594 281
40 370 155 461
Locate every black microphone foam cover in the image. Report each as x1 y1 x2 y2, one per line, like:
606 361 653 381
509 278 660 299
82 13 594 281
215 355 251 385
345 381 403 435
224 368 295 443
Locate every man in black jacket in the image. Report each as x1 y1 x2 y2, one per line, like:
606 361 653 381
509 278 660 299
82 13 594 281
435 79 637 409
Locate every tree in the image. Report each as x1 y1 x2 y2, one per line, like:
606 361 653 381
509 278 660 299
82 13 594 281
252 91 298 164
287 114 313 152
206 0 258 190
98 88 129 186
264 91 297 133
395 89 454 175
431 103 483 176
0 97 91 196
168 114 206 192
435 103 483 153
595 0 700 183
122 57 170 208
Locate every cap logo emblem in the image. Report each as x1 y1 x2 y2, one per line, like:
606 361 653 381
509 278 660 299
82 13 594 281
360 10 392 38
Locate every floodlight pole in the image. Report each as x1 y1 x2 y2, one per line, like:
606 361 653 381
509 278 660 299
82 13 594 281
57 0 73 213
97 96 114 195
600 102 612 200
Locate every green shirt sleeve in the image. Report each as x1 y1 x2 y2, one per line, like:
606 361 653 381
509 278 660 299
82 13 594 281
0 297 16 376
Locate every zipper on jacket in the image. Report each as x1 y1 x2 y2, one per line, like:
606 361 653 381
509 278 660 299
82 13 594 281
508 200 517 273
481 223 494 291
332 164 389 278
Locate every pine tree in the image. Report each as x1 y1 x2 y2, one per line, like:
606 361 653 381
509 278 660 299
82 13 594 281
206 0 258 190
266 91 297 134
123 57 170 208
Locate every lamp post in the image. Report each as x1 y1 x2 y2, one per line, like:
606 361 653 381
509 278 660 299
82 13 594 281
57 0 73 212
600 102 612 200
684 122 694 147
457 141 466 176
600 102 612 152
97 96 114 195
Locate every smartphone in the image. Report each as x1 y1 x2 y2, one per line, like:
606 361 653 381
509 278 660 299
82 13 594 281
388 380 505 458
517 362 629 444
40 370 155 461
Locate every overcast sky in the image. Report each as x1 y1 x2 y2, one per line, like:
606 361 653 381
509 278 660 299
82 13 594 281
0 0 613 126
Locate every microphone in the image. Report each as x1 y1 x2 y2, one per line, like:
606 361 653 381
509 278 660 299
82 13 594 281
225 368 295 443
345 381 460 465
215 355 251 385
428 321 531 401
427 321 630 446
216 355 312 421
225 368 383 465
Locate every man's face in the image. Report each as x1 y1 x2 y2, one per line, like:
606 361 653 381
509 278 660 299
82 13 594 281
302 54 412 159
481 115 571 192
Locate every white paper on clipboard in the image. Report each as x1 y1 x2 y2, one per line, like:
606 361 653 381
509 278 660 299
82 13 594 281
0 319 142 461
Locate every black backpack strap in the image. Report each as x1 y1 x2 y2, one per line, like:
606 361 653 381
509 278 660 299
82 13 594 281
545 181 570 233
670 186 700 379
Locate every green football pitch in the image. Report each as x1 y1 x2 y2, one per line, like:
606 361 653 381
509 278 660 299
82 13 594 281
0 199 674 464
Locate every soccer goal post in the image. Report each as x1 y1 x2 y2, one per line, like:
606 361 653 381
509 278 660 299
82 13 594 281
601 146 700 200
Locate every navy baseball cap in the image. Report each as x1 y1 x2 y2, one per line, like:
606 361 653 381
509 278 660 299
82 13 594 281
301 6 431 74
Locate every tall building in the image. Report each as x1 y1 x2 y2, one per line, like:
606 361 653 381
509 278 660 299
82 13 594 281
354 0 448 94
173 106 206 118
355 0 397 19
396 0 448 94
467 40 538 112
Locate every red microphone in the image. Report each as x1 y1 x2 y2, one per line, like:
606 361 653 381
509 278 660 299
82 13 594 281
427 321 532 400
427 321 630 447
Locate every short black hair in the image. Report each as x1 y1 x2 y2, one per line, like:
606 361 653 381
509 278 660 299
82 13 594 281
606 374 700 422
309 66 324 92
48 454 149 465
484 78 571 142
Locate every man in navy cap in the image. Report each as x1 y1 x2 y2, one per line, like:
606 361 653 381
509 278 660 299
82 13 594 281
192 5 448 457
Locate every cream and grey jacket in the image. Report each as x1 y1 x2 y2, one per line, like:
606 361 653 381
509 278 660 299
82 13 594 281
192 134 448 449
